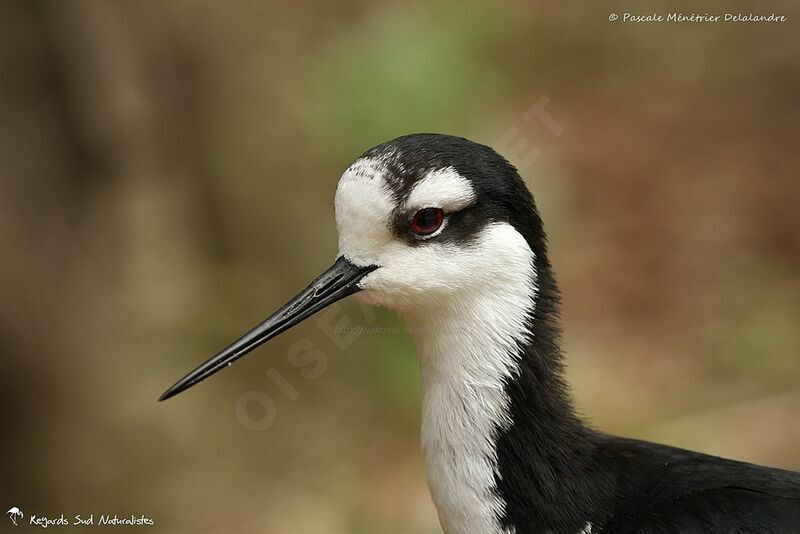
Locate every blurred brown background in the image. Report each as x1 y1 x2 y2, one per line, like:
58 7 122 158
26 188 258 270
1 1 798 532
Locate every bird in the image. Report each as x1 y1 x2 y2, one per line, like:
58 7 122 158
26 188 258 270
160 133 800 534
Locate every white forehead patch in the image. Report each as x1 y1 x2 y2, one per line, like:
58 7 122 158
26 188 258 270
335 159 478 268
342 156 388 181
335 157 395 267
405 166 476 212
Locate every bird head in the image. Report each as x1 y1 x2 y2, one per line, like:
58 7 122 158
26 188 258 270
160 133 546 400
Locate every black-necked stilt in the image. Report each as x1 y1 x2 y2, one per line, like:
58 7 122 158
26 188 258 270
161 134 800 533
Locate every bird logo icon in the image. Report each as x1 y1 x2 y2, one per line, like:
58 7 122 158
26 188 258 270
6 507 23 526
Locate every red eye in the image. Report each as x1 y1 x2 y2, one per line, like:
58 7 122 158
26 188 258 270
410 208 444 236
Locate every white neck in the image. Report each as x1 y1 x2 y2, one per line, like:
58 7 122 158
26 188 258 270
401 240 536 534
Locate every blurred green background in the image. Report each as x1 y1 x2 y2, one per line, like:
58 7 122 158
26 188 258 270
1 1 799 532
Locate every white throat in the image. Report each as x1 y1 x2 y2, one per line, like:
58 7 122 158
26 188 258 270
399 224 537 534
336 155 540 533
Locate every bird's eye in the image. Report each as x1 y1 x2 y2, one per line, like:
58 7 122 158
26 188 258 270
410 208 444 236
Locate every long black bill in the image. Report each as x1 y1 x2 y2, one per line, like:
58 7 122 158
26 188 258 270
159 257 377 401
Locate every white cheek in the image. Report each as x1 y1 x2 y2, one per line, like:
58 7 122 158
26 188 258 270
358 223 534 309
356 243 452 306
